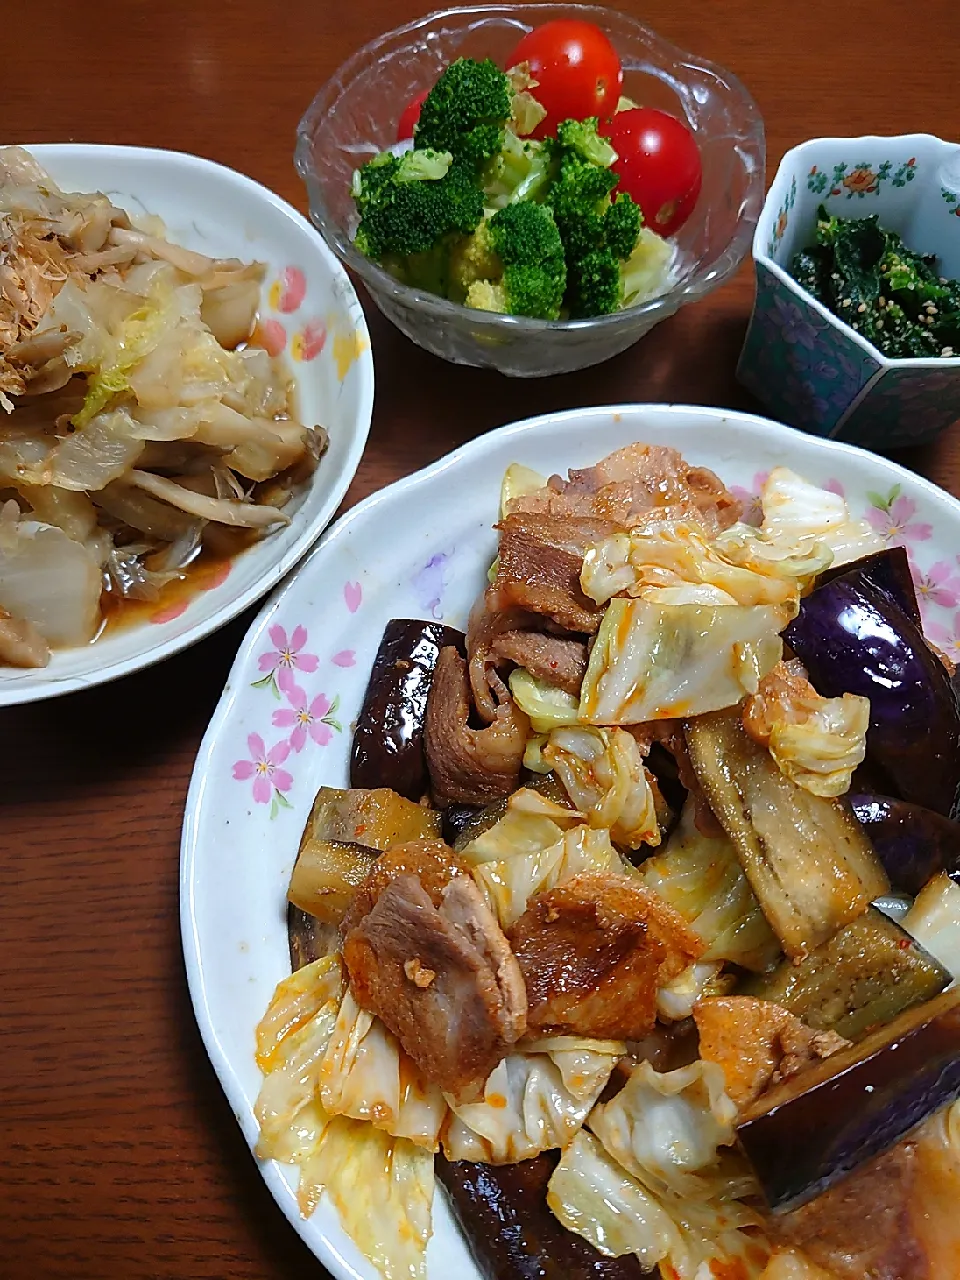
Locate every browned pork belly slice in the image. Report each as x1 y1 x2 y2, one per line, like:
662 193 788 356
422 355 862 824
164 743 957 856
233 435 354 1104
490 629 588 697
424 646 529 807
694 996 849 1112
506 871 704 1041
491 513 613 635
342 857 526 1103
504 442 742 533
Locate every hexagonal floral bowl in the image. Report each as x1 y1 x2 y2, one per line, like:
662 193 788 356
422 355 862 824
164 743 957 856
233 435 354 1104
737 133 960 450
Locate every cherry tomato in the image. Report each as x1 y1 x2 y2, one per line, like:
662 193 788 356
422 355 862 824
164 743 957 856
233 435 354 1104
506 20 622 139
601 108 702 237
397 89 430 142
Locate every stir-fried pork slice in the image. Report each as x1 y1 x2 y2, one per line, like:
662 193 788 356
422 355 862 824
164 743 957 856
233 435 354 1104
340 838 469 936
424 646 529 807
490 629 588 697
492 513 613 634
466 598 541 722
504 443 742 533
342 868 527 1103
506 871 704 1040
694 996 849 1111
0 607 49 668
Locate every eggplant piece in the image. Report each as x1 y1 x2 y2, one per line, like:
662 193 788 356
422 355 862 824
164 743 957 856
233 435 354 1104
351 619 466 799
743 906 950 1040
437 1153 649 1279
849 792 960 894
286 786 442 957
737 984 960 1212
287 904 339 971
450 773 574 854
303 785 442 850
442 803 485 847
685 709 889 956
817 546 921 627
784 567 960 818
287 837 380 925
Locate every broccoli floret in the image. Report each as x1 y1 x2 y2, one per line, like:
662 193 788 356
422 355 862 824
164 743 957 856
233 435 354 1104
353 149 484 260
604 194 643 261
544 126 645 317
566 250 621 319
453 202 566 320
554 117 618 168
414 58 511 168
482 128 557 210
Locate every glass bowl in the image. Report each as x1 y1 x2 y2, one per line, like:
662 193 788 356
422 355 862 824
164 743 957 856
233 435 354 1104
295 3 765 377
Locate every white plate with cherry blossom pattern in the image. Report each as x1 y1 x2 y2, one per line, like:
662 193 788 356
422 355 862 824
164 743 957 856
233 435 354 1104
0 144 373 706
181 403 960 1280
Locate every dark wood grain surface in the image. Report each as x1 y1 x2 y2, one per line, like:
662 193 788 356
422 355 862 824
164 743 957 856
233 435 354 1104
2 2 957 1276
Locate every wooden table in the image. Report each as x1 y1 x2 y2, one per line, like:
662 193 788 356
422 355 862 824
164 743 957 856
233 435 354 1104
2 1 956 1275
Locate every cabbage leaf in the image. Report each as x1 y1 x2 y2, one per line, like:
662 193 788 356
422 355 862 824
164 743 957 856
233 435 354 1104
509 667 581 732
544 725 660 849
902 871 960 982
441 1035 622 1163
641 799 781 972
297 1117 435 1280
579 599 787 724
472 823 624 928
548 1061 774 1279
318 989 447 1149
580 520 801 609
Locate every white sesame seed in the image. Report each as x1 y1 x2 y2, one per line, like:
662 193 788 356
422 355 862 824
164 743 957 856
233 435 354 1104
876 320 884 329
842 297 851 307
942 347 955 357
879 296 886 307
857 302 867 313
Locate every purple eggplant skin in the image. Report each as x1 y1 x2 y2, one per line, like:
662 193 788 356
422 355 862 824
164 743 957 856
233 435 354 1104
350 620 465 800
817 546 921 627
737 985 960 1213
850 793 960 895
442 803 485 847
437 1153 651 1279
784 575 960 818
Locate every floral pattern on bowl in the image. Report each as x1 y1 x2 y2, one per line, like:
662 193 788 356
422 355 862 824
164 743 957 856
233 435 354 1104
234 583 361 818
739 133 960 450
807 157 917 198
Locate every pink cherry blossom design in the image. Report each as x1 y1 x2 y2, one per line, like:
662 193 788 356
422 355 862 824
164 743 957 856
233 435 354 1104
866 494 933 547
912 560 960 611
823 478 846 498
257 623 319 676
272 680 334 752
926 613 960 665
344 581 362 613
232 733 293 804
332 650 356 667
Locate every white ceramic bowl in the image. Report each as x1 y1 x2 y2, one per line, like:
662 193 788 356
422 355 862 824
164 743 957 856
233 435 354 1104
0 144 374 707
181 402 960 1280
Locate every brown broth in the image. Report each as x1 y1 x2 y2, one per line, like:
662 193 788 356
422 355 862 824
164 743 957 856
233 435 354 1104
97 528 258 638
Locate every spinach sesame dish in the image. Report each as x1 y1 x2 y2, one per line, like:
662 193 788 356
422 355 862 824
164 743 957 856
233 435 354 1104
789 205 960 360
